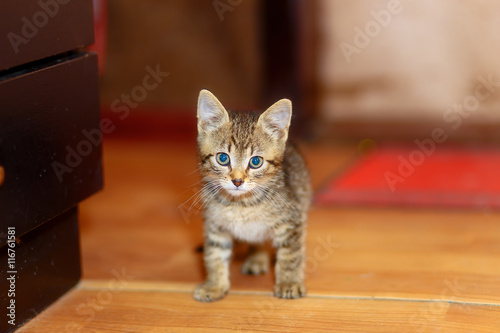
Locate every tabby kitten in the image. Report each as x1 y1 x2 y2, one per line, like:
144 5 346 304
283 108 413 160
194 89 311 302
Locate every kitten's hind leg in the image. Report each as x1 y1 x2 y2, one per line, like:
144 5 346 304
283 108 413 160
241 245 270 275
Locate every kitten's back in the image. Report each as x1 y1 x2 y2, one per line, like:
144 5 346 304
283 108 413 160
283 142 312 213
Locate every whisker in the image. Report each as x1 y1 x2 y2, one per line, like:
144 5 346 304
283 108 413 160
185 165 202 176
201 184 223 209
192 182 218 209
179 181 216 213
178 185 205 209
256 183 294 210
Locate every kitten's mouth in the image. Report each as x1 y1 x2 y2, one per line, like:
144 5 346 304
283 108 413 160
222 185 255 198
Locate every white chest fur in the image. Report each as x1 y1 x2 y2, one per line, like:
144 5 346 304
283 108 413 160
207 204 273 243
227 219 271 243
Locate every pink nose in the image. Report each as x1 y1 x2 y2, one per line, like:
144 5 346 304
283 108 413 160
232 178 243 187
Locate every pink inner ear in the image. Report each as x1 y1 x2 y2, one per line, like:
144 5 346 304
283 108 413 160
199 101 218 122
198 96 228 129
270 108 291 130
262 103 291 134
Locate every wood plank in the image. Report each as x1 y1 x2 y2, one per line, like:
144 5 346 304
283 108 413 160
17 285 500 333
78 140 500 304
305 208 500 303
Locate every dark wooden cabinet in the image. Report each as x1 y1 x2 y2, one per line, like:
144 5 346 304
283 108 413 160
0 1 101 332
0 0 95 71
0 53 102 234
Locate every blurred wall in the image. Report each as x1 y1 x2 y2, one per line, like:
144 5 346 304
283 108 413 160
100 0 263 111
318 0 500 125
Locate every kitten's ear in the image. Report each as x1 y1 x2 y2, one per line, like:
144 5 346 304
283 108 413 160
197 89 230 133
257 99 292 140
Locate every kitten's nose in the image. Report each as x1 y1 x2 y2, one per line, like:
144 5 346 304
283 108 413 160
232 178 243 187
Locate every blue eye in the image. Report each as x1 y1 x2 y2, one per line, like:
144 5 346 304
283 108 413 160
249 156 263 169
216 153 230 166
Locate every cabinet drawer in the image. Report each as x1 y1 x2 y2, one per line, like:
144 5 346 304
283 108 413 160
0 52 102 236
0 206 81 333
0 0 94 71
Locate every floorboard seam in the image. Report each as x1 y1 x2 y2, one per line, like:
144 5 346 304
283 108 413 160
77 281 500 307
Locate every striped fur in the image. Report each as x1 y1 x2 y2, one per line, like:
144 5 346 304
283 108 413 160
193 90 311 301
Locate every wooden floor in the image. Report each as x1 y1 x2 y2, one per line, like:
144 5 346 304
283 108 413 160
19 138 500 332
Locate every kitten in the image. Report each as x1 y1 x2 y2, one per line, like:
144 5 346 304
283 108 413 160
194 89 311 301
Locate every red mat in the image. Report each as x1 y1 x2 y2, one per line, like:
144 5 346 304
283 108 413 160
315 145 500 209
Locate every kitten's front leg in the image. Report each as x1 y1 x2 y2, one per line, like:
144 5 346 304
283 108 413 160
273 226 306 299
194 227 233 302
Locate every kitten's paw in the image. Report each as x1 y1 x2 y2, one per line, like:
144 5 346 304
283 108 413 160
194 283 228 302
242 251 270 275
274 282 306 299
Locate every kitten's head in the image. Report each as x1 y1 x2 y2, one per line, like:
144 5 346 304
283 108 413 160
197 89 291 198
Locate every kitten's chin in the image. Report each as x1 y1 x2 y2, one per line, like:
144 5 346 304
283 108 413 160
225 188 248 197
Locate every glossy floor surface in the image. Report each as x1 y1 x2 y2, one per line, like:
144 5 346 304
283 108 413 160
19 139 500 332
